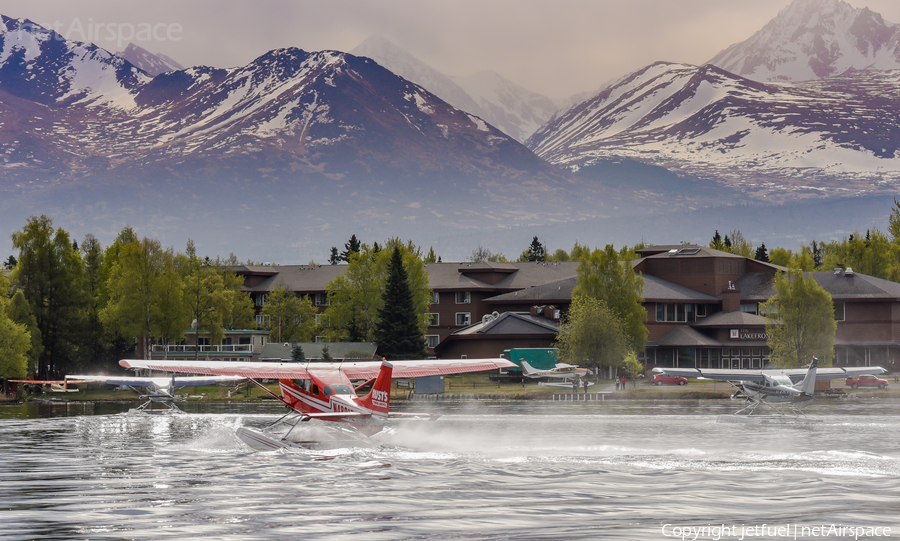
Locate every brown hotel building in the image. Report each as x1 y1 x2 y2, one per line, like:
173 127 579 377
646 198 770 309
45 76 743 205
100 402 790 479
235 245 900 373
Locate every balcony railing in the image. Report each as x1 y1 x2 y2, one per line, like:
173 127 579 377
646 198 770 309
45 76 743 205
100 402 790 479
151 344 254 353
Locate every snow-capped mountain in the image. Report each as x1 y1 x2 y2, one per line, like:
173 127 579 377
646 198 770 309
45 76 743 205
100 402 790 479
351 36 558 142
526 61 900 198
117 42 184 76
709 0 900 81
0 16 578 212
0 15 148 107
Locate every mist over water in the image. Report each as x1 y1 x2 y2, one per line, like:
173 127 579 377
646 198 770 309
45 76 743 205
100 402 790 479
2 400 898 540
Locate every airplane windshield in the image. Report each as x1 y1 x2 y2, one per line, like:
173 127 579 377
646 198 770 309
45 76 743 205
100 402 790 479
324 384 353 396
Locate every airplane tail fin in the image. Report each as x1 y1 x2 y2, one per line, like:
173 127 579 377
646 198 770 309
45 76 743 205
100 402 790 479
798 357 818 395
520 360 536 376
359 361 393 417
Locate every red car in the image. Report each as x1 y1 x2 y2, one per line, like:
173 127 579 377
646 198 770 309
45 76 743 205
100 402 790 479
845 375 888 389
653 374 688 386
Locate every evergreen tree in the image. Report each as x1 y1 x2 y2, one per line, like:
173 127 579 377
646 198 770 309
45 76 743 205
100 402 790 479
4 255 17 270
320 344 334 362
525 236 546 262
425 247 437 263
341 234 361 262
329 247 340 265
724 235 732 251
291 345 305 362
889 197 900 242
754 243 769 263
374 247 427 360
372 241 381 254
709 230 724 251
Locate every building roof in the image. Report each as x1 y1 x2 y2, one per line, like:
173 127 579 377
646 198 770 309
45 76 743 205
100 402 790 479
693 311 768 327
450 312 559 336
652 326 722 347
484 277 576 303
237 261 578 295
259 342 377 361
736 271 900 302
642 274 719 302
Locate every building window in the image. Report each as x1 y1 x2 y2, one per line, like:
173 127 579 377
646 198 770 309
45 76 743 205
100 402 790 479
425 335 440 348
696 304 707 317
255 294 267 306
455 291 471 304
431 291 440 304
834 302 845 321
315 314 329 327
425 313 440 326
456 312 471 326
655 303 696 322
256 314 269 327
315 293 329 306
315 336 326 343
739 303 757 315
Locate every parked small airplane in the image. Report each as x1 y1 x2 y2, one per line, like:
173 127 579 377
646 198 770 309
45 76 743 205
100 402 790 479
118 357 515 447
654 358 887 415
63 374 246 412
520 360 591 379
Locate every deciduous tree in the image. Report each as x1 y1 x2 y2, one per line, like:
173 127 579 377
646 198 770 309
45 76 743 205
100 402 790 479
760 268 837 368
555 296 630 375
260 285 317 343
572 244 647 352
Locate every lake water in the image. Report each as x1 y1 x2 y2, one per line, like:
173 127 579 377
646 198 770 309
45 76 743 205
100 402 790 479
1 399 899 540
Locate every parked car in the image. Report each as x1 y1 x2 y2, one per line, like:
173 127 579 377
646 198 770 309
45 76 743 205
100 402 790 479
845 375 889 389
652 374 688 386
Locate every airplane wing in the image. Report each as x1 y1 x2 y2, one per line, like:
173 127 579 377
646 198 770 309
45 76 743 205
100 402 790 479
65 374 245 387
655 365 888 382
119 358 516 380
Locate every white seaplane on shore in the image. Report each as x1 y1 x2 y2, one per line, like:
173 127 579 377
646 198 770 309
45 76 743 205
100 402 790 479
654 357 887 416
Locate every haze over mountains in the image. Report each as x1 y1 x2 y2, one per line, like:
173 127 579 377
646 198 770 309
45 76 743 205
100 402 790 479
1 0 899 262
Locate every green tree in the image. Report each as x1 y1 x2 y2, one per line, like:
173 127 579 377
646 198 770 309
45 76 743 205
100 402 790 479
10 215 89 376
0 273 32 379
341 234 361 262
101 237 187 359
548 248 570 261
425 247 437 263
221 269 255 330
889 197 900 243
572 244 647 352
5 290 42 374
320 344 334 362
291 345 306 362
324 239 431 342
374 247 427 360
260 286 317 342
555 296 630 376
727 230 753 258
522 236 546 262
329 247 340 265
180 247 230 359
709 230 725 251
760 268 837 368
769 247 792 267
754 243 769 262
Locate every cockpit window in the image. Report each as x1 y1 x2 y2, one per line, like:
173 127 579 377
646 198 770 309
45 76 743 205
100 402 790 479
324 384 352 396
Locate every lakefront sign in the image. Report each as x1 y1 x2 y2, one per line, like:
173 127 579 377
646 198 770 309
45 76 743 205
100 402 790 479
730 329 770 340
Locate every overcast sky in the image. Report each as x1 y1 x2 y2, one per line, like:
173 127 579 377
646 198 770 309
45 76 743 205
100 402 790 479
4 0 900 99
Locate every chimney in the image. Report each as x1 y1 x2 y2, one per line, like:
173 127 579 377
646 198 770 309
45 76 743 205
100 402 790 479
722 288 741 313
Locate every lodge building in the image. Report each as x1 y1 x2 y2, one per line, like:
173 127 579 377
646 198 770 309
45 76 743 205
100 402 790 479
234 245 900 373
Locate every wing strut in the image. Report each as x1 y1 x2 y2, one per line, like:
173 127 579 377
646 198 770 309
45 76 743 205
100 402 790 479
245 377 291 408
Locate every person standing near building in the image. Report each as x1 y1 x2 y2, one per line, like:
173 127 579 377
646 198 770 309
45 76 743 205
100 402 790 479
573 376 579 395
615 376 620 391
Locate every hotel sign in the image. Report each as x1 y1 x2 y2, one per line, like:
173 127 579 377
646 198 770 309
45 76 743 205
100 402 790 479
730 329 769 340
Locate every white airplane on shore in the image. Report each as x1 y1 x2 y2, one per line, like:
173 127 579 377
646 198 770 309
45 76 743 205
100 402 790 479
520 360 591 379
654 358 887 415
64 374 246 412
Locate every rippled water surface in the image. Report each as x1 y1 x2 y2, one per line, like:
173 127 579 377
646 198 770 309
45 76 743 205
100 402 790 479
2 400 899 540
